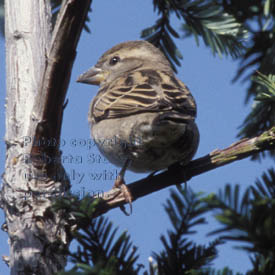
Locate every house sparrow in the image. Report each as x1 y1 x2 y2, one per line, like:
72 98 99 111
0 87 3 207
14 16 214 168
77 40 199 212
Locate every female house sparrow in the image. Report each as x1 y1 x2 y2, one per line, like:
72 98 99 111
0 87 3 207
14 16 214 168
77 40 199 208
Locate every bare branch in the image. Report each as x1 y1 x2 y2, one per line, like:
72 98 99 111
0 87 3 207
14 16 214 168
94 127 275 216
30 0 92 167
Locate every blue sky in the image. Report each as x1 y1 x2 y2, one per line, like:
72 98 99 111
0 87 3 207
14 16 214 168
0 1 274 274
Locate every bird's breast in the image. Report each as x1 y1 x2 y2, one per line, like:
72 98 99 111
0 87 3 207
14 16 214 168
90 112 199 172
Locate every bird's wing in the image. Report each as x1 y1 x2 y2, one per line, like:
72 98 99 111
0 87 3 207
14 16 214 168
91 69 197 122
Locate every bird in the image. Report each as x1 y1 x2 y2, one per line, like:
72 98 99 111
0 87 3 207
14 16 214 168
77 40 199 213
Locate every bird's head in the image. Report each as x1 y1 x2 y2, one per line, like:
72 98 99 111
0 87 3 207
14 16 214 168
77 40 173 86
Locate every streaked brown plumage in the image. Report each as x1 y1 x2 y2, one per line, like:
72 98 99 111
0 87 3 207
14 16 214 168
77 40 199 182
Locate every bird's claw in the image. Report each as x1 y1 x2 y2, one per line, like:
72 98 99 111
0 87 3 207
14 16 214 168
114 174 133 215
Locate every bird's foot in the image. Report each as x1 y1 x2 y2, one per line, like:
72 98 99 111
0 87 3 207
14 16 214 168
114 174 133 215
113 159 132 215
168 162 188 190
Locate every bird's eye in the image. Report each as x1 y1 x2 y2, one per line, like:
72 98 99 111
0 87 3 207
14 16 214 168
109 56 120 66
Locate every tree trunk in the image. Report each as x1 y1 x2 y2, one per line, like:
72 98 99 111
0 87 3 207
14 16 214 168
1 0 91 274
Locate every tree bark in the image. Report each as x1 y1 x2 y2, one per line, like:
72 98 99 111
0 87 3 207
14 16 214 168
1 0 91 274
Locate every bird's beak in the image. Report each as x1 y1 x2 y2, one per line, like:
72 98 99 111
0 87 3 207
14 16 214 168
77 66 108 86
